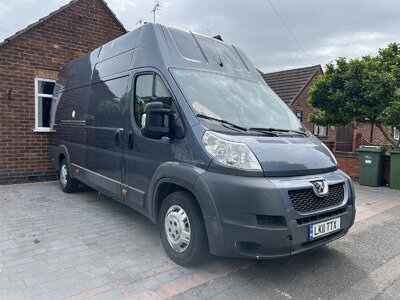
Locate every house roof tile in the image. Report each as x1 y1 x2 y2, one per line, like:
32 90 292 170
262 65 322 105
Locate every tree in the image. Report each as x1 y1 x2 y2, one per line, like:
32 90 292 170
308 43 400 148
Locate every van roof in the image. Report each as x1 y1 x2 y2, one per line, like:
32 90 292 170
57 23 262 90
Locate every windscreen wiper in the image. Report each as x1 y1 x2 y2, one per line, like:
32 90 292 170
249 127 307 136
247 128 278 137
196 114 248 131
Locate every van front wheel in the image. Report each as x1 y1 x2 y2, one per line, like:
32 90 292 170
159 191 209 266
59 159 79 193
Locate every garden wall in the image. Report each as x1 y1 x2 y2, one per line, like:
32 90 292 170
334 151 390 184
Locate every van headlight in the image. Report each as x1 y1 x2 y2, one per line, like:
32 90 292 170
202 131 262 170
321 142 338 165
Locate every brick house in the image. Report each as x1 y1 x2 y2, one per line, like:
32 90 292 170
261 65 336 148
0 0 127 184
353 122 398 149
261 65 398 152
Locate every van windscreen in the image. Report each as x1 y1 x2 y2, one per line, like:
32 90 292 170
171 69 303 132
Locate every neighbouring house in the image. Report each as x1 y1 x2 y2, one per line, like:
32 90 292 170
261 65 337 148
353 121 398 149
261 65 399 152
0 0 127 184
260 65 396 181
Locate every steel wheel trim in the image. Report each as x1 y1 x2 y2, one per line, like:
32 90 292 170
60 165 68 188
164 205 191 253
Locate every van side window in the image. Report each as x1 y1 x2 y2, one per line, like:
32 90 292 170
134 74 171 127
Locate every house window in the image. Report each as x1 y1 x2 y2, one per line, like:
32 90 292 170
394 127 399 141
313 113 327 136
314 123 327 136
35 78 55 131
296 111 302 122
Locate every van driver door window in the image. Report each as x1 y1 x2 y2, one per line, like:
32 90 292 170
134 74 172 128
134 74 153 127
155 75 170 97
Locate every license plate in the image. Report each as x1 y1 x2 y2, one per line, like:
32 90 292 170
309 217 340 239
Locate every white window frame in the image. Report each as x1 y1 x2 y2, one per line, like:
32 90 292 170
313 113 327 137
296 111 303 122
34 77 55 132
314 123 327 136
394 127 399 141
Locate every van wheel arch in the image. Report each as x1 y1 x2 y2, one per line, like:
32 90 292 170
56 145 71 171
148 163 226 256
155 182 199 223
58 153 66 170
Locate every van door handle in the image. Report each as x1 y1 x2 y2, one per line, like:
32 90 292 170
115 129 122 147
127 131 133 149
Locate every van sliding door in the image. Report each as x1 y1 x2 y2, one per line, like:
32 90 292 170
84 75 129 199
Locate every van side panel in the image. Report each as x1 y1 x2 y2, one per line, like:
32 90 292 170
57 48 100 90
94 50 134 79
97 28 141 62
51 45 98 170
53 85 90 168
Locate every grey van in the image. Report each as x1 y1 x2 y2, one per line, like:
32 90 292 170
49 23 355 266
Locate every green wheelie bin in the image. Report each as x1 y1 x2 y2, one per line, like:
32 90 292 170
357 146 385 186
389 149 400 189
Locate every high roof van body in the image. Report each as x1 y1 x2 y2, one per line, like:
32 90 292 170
50 23 355 265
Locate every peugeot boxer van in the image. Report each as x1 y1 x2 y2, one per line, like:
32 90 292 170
49 23 355 266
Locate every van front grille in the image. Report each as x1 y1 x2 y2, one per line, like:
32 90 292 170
288 183 344 213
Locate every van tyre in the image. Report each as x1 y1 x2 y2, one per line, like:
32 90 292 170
59 159 79 193
159 191 209 266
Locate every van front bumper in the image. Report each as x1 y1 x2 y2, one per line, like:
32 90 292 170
199 170 355 259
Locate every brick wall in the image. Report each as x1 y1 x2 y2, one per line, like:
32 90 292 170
290 68 336 145
335 152 359 178
335 151 390 184
355 121 393 148
0 0 126 184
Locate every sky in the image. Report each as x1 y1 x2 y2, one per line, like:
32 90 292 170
0 0 399 73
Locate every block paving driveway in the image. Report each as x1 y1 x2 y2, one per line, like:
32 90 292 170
0 181 399 299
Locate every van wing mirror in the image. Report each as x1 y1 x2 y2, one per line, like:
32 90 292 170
141 101 173 139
